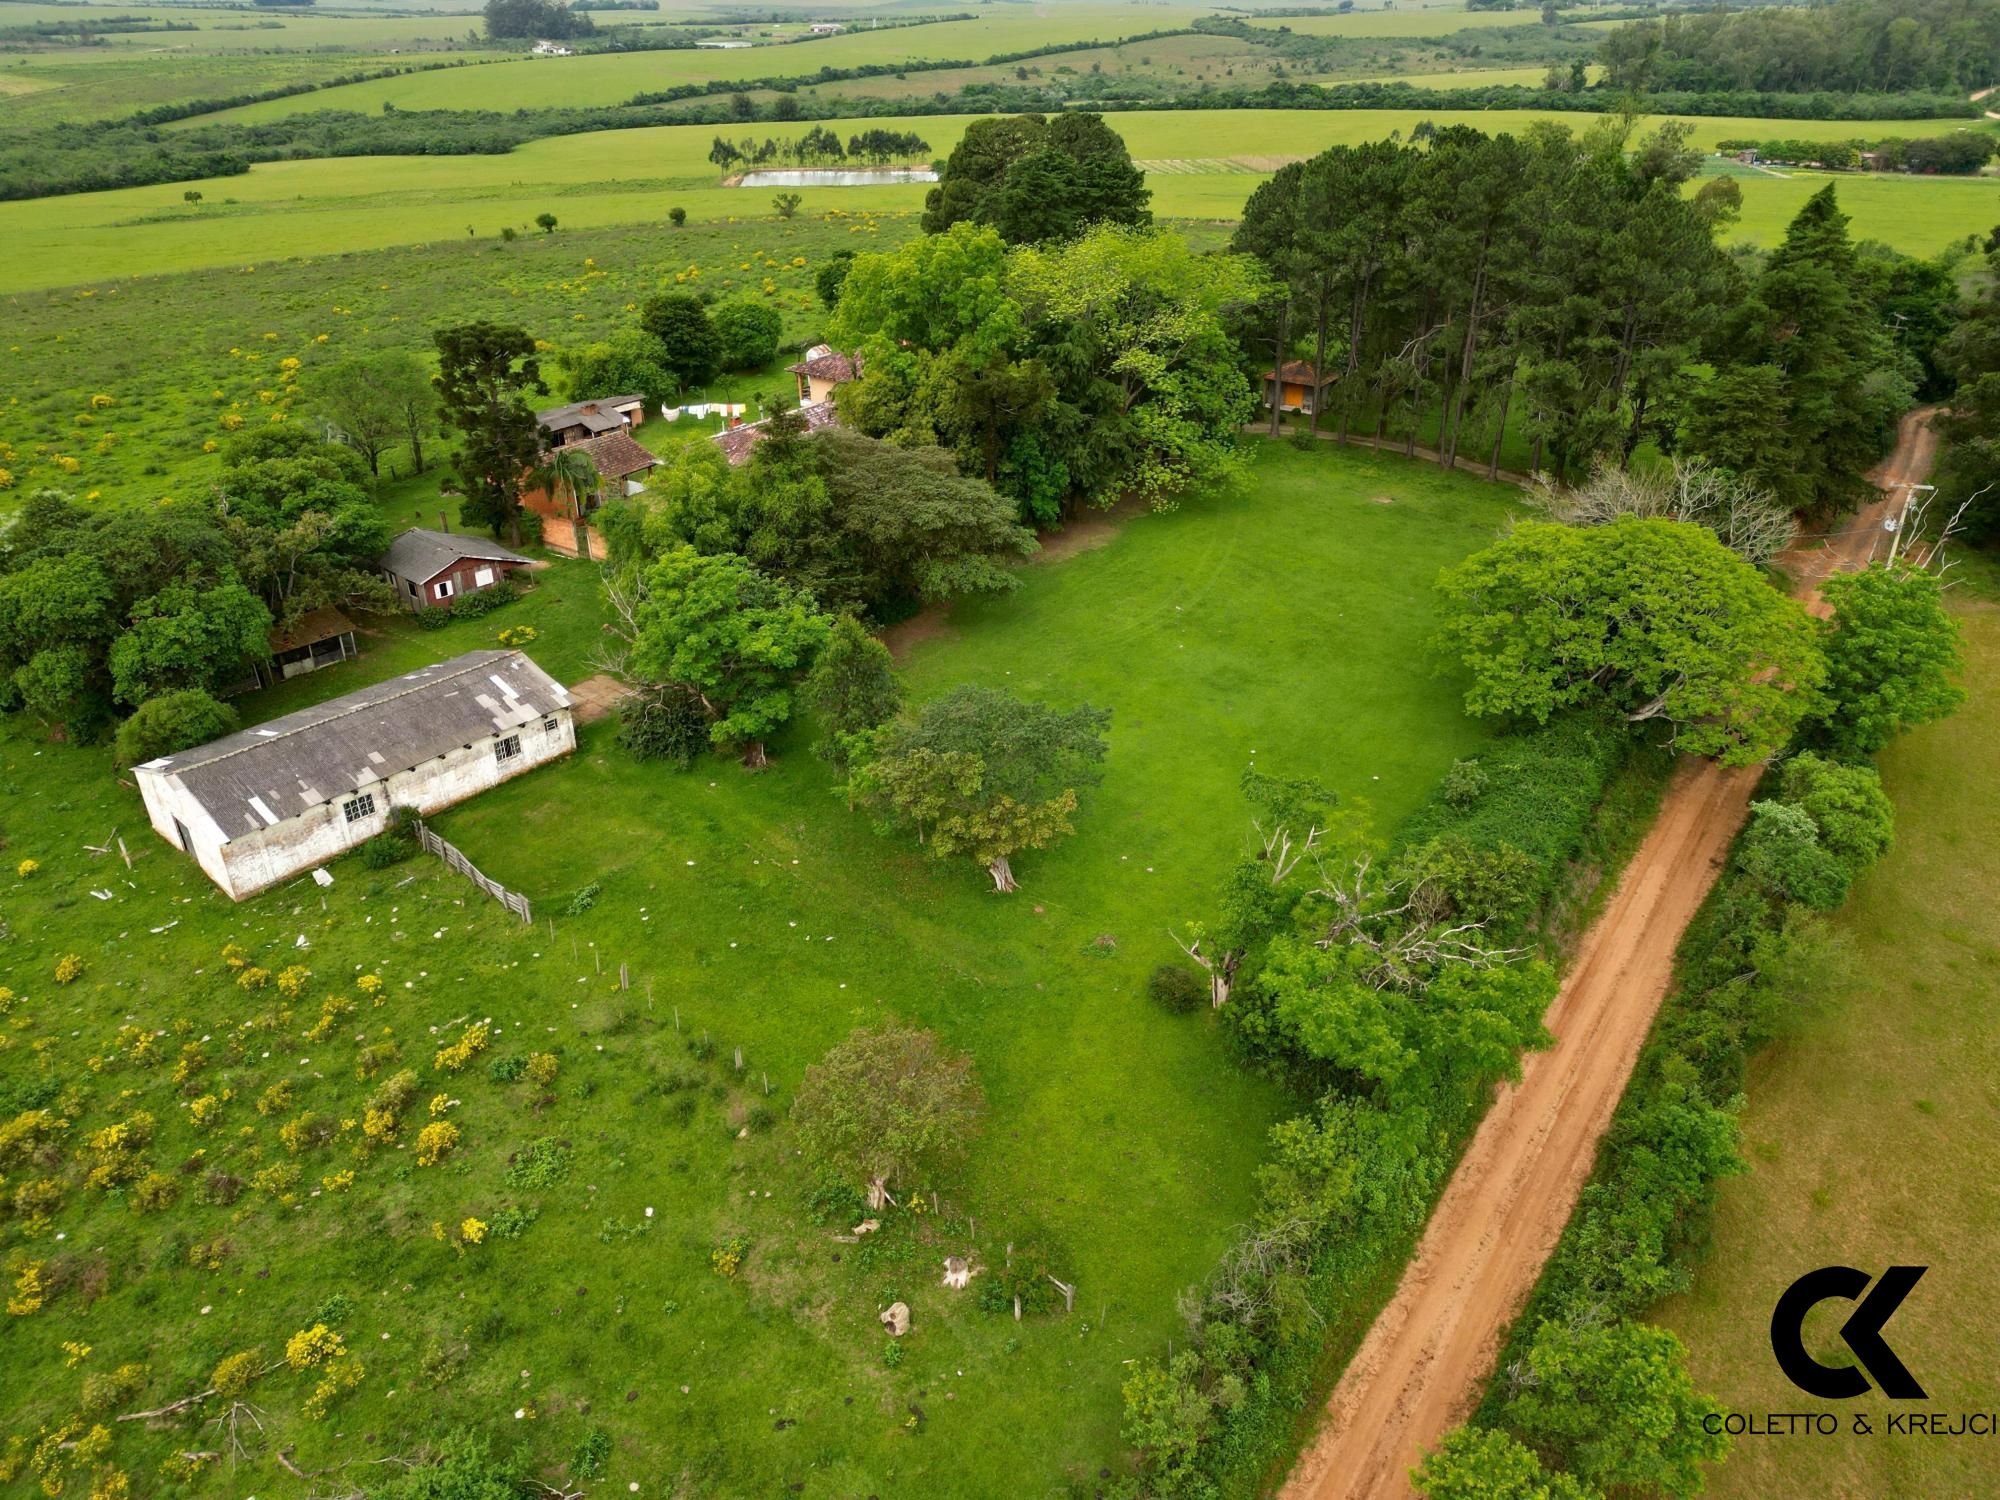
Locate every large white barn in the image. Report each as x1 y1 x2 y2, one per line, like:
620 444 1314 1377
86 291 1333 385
134 650 575 900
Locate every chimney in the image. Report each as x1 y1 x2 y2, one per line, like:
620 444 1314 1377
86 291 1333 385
439 511 450 533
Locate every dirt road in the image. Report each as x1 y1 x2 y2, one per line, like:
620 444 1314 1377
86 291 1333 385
1277 407 1943 1500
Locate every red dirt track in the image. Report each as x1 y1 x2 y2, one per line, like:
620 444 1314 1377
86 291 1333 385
1278 407 1942 1500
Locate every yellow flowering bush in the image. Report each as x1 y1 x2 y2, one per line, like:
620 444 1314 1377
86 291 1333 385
255 1081 293 1117
357 973 383 1001
321 1169 354 1193
427 1092 452 1118
285 1324 344 1370
7 1260 45 1316
303 1353 364 1419
62 1342 91 1368
460 1217 487 1245
211 1349 264 1398
275 965 311 999
711 1235 748 1279
54 954 84 985
525 1052 559 1086
250 1162 302 1201
432 1021 491 1073
14 859 35 878
221 942 247 970
414 1121 459 1166
236 966 269 991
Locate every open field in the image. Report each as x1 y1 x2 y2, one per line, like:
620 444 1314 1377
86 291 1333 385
1245 5 1584 38
0 437 1514 1497
1654 579 2000 1499
0 109 1988 294
184 9 1225 126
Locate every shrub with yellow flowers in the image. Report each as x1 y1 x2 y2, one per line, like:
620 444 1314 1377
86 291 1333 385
275 964 311 1000
7 1260 47 1316
415 1121 459 1167
357 973 384 1003
303 1354 364 1420
285 1324 344 1370
460 1216 487 1245
14 859 36 878
321 1169 355 1193
433 1021 491 1073
255 1081 293 1117
211 1349 264 1399
54 954 84 985
525 1052 559 1087
236 966 269 991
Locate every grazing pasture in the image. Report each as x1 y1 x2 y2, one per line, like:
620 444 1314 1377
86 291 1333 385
1654 584 2000 1500
0 109 1986 294
0 438 1512 1497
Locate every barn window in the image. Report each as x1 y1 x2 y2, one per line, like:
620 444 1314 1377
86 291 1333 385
342 793 377 823
495 735 521 763
474 566 496 587
542 716 559 733
433 578 456 601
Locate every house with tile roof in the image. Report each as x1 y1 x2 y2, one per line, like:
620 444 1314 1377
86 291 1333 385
521 429 659 558
133 650 575 900
712 400 838 467
785 346 860 407
536 395 647 445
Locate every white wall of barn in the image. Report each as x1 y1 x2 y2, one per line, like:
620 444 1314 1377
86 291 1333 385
136 710 576 901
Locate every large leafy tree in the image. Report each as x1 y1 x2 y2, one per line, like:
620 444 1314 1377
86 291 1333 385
113 689 238 768
1810 564 1964 754
108 577 271 707
802 614 902 774
433 322 547 547
557 330 677 410
791 1023 985 1210
1010 225 1265 507
849 684 1110 892
1434 517 1825 765
627 546 831 768
922 113 1149 245
1500 1320 1727 1499
636 293 720 394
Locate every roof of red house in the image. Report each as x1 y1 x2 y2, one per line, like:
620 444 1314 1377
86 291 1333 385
784 347 859 384
713 401 838 466
572 430 659 479
379 528 532 585
1263 361 1337 385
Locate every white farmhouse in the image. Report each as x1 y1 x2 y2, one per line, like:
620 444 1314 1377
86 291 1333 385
134 650 575 901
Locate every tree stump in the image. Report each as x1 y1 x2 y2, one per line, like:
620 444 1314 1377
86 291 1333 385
880 1302 910 1337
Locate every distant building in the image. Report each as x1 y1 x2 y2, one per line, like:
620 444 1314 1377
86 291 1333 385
531 40 574 55
785 345 860 406
809 21 845 33
134 650 575 900
378 528 534 612
713 400 838 466
1261 361 1338 416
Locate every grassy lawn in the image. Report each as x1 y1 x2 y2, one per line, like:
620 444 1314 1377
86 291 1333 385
1652 582 2000 1497
0 438 1514 1497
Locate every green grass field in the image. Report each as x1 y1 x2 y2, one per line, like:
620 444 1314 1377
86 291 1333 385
1653 583 2000 1498
0 437 1513 1497
0 109 1987 295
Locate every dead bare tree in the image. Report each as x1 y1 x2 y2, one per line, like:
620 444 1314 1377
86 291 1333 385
1306 853 1526 991
1525 456 1795 566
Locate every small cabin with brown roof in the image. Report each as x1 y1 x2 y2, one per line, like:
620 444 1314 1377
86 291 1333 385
1262 361 1338 416
786 346 859 407
378 529 533 611
537 395 647 445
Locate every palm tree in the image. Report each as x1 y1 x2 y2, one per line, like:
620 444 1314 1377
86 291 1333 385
532 447 601 520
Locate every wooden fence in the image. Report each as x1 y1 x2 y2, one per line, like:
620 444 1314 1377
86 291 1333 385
414 819 531 924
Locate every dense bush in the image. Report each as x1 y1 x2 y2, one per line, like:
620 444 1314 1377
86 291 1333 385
1147 963 1206 1015
448 580 520 621
413 605 453 631
617 685 709 768
113 689 236 766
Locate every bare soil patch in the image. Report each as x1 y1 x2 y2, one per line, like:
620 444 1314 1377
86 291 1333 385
567 673 634 726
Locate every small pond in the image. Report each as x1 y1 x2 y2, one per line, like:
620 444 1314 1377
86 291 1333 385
735 168 939 187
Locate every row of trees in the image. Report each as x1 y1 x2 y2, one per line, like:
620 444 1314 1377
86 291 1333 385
1598 0 2000 94
705 127 931 174
1717 132 1997 174
484 0 593 40
1233 123 1943 514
